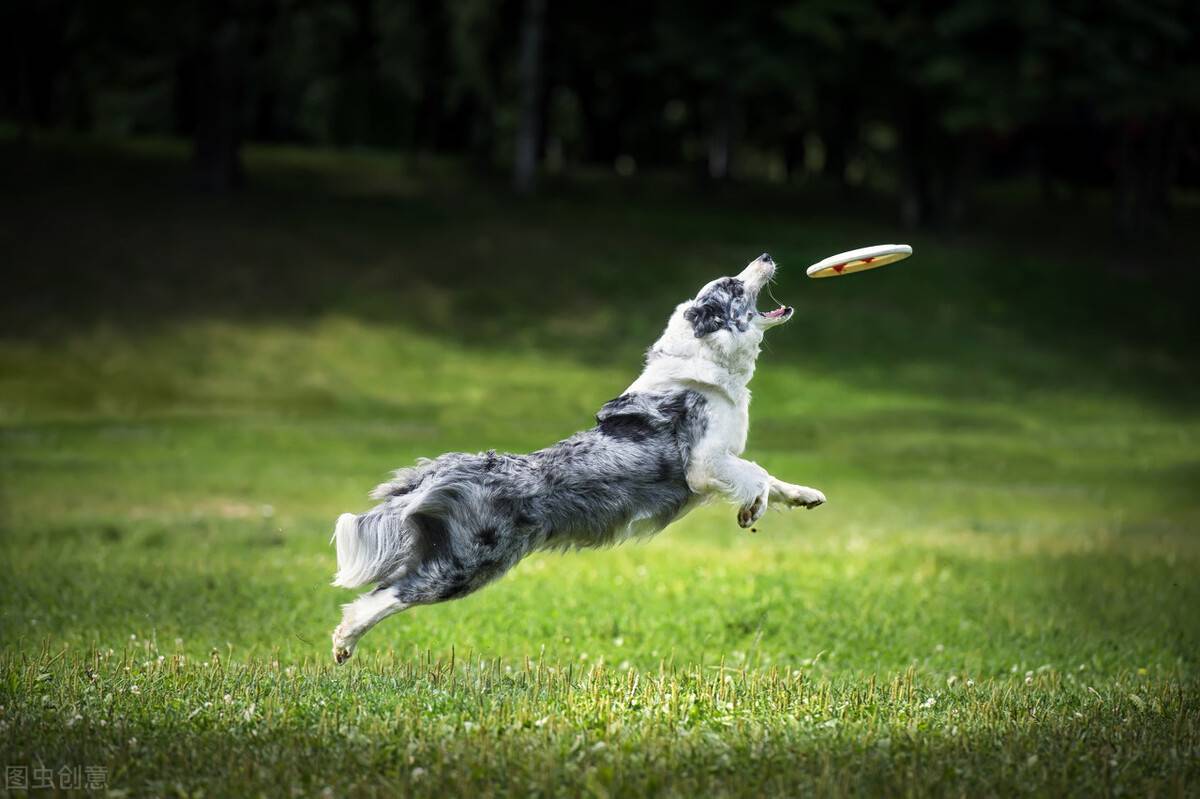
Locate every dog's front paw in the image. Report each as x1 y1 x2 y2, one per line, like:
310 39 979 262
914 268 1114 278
788 486 826 509
737 493 767 528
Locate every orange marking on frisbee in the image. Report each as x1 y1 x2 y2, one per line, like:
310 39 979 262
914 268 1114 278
807 245 913 279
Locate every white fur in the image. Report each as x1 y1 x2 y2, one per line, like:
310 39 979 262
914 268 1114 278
629 255 824 525
330 513 361 587
332 590 409 662
326 254 825 662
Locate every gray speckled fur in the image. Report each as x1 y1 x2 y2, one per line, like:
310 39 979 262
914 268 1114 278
335 390 708 606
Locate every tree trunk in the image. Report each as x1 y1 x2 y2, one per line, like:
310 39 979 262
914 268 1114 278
897 96 974 229
707 87 738 181
191 16 248 193
513 0 546 194
821 101 853 188
1114 116 1181 245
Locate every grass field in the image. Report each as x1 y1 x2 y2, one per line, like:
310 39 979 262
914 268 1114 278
1 136 1199 796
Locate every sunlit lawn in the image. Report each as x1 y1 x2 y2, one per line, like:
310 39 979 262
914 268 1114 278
1 137 1197 796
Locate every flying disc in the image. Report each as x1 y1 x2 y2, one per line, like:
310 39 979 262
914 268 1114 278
806 244 912 278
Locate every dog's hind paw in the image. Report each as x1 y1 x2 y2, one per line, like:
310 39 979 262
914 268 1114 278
332 625 355 665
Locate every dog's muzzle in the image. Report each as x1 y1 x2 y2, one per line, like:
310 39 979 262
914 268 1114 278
737 253 776 293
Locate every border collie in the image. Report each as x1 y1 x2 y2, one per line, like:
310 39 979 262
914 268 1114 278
330 253 825 663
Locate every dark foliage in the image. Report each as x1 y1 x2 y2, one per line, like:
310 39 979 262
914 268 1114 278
2 0 1197 235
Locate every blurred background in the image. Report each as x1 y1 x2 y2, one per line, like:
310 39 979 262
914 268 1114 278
3 0 1199 236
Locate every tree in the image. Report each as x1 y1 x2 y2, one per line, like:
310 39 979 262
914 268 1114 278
513 0 546 193
188 10 251 192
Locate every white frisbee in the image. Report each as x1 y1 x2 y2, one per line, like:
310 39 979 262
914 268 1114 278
806 244 913 278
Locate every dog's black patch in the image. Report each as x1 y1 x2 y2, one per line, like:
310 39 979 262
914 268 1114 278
411 511 452 560
684 277 753 338
656 453 676 483
595 390 708 460
476 558 503 573
476 525 498 548
438 580 472 601
598 413 652 442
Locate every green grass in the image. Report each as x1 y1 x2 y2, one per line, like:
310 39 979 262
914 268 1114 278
1 135 1198 796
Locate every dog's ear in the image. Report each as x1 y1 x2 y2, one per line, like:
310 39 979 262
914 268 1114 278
683 301 727 338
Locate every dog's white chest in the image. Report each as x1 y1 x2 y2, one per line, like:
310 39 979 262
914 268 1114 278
700 391 751 456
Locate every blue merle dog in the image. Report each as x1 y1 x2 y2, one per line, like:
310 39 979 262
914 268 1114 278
330 253 825 662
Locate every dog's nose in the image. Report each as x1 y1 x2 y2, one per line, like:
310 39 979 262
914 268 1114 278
759 253 774 264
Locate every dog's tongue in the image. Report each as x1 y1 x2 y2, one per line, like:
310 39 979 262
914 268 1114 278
763 306 790 318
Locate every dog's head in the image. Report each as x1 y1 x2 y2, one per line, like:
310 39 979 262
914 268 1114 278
681 253 793 339
649 253 792 381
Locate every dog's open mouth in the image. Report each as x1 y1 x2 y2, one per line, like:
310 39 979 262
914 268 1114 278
760 305 793 319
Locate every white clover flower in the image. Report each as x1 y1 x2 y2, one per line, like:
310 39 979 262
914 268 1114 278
223 694 233 704
411 767 427 780
129 685 140 695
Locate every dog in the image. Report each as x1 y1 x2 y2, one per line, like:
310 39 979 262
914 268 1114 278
330 253 825 663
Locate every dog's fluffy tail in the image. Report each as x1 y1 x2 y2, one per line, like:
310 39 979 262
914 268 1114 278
330 513 367 588
331 510 411 588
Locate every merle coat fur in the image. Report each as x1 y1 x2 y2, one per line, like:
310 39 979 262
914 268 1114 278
330 254 825 663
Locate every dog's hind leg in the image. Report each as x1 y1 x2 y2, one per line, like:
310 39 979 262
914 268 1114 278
332 552 523 663
332 587 409 664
